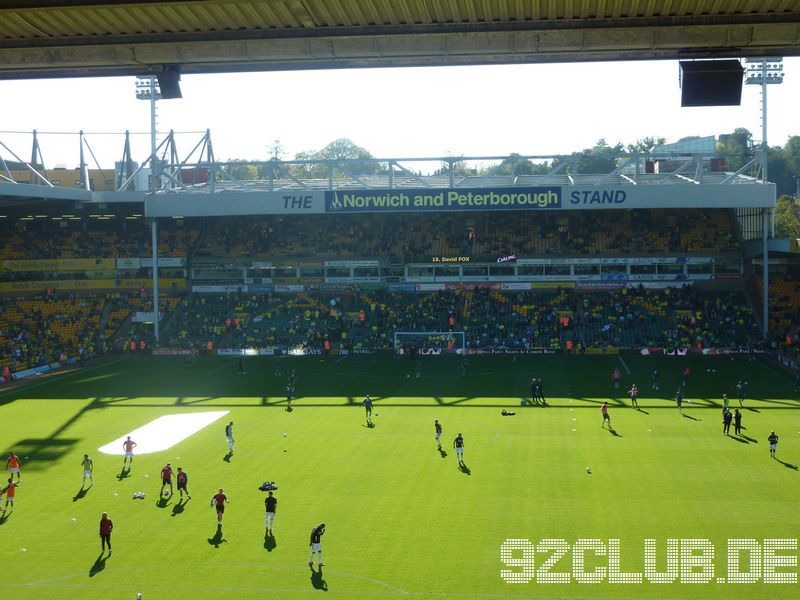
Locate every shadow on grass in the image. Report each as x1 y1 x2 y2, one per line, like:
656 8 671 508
310 565 328 591
223 452 233 463
156 496 171 509
208 525 226 548
362 423 375 429
116 468 130 481
264 531 277 552
88 552 108 577
73 485 91 502
0 512 10 525
171 499 186 516
739 434 758 443
682 414 701 421
608 428 622 437
458 462 471 475
747 407 761 413
728 435 749 444
4 438 78 472
776 458 799 471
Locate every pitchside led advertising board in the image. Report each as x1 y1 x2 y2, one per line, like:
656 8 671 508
143 183 774 217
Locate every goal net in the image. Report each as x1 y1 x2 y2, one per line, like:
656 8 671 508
393 331 465 355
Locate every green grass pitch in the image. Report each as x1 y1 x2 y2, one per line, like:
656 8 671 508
1 353 798 599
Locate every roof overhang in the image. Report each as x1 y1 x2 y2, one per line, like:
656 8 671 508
0 2 798 79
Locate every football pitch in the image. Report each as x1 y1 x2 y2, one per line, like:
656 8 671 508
1 353 798 600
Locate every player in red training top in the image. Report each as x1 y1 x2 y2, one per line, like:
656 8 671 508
612 367 621 390
6 452 21 482
176 467 191 500
122 437 137 471
2 478 16 513
628 384 640 410
601 402 611 429
160 463 174 497
211 488 229 525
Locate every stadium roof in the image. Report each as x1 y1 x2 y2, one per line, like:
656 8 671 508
0 1 798 79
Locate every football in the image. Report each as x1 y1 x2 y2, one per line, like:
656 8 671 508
586 467 592 474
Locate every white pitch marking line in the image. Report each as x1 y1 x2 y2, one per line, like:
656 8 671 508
204 360 236 375
617 354 631 375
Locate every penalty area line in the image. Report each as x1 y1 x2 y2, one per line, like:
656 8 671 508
753 357 796 385
204 360 237 376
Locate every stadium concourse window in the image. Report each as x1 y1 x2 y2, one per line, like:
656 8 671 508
688 263 713 275
545 264 570 276
274 267 297 279
299 267 324 278
716 261 743 275
517 265 543 276
434 266 459 279
630 264 656 275
463 265 488 277
602 264 628 276
381 266 405 279
246 267 272 279
574 264 600 276
326 267 349 278
193 268 241 281
353 267 379 278
488 265 514 277
408 266 434 278
658 264 684 275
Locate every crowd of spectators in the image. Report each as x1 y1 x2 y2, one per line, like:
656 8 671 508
0 284 761 380
0 218 197 260
0 208 738 286
0 290 179 377
193 209 739 262
757 275 800 349
160 286 759 354
0 293 108 372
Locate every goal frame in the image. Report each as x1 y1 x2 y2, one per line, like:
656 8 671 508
393 331 465 354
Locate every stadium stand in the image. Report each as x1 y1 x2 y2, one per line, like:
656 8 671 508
0 203 759 373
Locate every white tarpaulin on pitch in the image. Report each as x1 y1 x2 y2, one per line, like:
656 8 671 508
98 411 229 455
